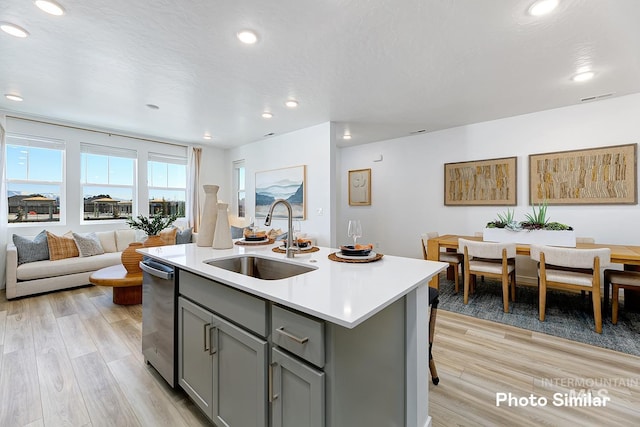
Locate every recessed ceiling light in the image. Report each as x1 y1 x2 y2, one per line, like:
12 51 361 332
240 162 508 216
572 71 595 82
5 94 23 101
262 112 273 119
203 134 212 140
0 22 29 38
237 30 258 44
285 100 298 108
343 134 352 140
35 0 65 16
146 103 159 110
528 0 558 16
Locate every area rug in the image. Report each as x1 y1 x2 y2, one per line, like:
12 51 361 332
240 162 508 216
436 274 640 357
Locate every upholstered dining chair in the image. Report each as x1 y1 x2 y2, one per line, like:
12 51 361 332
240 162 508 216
422 232 463 293
529 245 611 334
457 238 516 313
603 269 640 324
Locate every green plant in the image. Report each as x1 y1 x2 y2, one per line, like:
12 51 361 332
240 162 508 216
520 202 549 230
544 221 573 231
126 212 178 235
486 209 518 229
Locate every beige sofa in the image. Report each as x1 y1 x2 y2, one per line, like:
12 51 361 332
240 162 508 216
5 229 139 300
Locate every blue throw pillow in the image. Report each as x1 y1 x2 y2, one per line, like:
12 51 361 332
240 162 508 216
176 227 193 244
13 230 50 265
231 226 246 239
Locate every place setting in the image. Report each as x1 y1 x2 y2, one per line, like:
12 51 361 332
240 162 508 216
329 220 384 263
272 220 320 253
235 219 275 245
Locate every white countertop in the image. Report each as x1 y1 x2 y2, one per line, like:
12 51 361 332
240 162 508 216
138 242 448 328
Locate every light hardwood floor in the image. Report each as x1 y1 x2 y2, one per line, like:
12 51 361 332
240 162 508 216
430 310 640 426
1 285 638 426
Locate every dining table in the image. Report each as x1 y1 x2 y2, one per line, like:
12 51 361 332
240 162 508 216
426 234 640 311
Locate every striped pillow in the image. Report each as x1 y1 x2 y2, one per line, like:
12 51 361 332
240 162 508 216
46 231 79 261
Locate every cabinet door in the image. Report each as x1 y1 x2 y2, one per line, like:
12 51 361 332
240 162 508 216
213 315 268 427
271 347 325 427
178 297 214 419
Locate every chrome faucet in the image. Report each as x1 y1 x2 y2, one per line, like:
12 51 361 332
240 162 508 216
264 199 298 258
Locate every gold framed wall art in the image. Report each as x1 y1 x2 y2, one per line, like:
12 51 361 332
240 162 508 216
348 168 371 206
529 144 637 205
444 156 517 206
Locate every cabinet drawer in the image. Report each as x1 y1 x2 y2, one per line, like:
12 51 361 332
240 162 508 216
179 270 267 337
272 305 324 367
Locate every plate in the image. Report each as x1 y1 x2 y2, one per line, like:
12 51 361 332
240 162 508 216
335 251 377 260
279 244 314 252
243 235 268 242
241 237 268 243
339 245 373 256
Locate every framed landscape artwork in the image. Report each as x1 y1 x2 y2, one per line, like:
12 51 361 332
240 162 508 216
529 144 637 205
255 165 306 219
444 156 517 206
348 168 371 206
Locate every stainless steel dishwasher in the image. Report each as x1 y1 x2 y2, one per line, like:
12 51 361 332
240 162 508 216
141 258 177 387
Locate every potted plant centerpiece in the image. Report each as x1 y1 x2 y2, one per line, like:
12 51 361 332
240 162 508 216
483 203 576 247
126 211 179 247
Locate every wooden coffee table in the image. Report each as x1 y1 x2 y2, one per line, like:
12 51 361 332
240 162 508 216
89 264 143 305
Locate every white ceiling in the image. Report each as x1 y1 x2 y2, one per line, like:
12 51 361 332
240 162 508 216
1 0 639 149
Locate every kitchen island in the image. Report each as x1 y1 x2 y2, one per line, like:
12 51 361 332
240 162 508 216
139 242 447 427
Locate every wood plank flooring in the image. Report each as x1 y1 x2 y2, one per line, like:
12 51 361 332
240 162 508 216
0 285 210 427
430 310 640 426
1 285 639 426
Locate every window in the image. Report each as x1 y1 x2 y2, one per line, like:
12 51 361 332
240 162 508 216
148 152 187 217
6 134 65 224
233 160 246 217
81 143 136 221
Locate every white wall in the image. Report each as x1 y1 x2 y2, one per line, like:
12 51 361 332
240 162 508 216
226 122 336 246
338 93 640 259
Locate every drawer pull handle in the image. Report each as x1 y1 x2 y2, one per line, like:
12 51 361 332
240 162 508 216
276 327 309 344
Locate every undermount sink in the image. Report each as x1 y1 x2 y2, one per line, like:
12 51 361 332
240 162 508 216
205 255 317 280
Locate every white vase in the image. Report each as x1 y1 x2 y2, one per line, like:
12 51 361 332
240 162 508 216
212 203 233 249
196 184 219 247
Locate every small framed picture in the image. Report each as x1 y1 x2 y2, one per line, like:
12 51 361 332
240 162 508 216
348 168 371 206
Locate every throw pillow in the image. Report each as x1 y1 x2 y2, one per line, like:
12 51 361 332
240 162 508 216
231 226 246 239
176 227 193 244
46 231 80 261
160 227 178 245
72 232 105 257
12 230 50 265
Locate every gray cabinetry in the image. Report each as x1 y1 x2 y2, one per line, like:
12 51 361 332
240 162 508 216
271 347 324 427
178 297 214 418
178 296 268 426
214 316 267 427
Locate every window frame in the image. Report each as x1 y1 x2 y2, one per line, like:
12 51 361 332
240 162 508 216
147 152 187 218
6 133 66 227
233 160 246 218
80 143 137 223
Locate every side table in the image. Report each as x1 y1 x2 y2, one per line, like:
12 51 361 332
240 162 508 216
89 264 143 305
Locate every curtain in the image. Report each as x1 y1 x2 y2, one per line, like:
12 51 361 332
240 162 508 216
187 146 202 232
0 122 7 288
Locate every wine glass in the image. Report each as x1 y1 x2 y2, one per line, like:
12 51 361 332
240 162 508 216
347 220 362 247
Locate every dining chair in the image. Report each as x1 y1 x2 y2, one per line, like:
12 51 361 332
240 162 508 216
458 238 516 313
603 269 640 324
422 232 463 293
428 286 440 385
529 245 611 333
